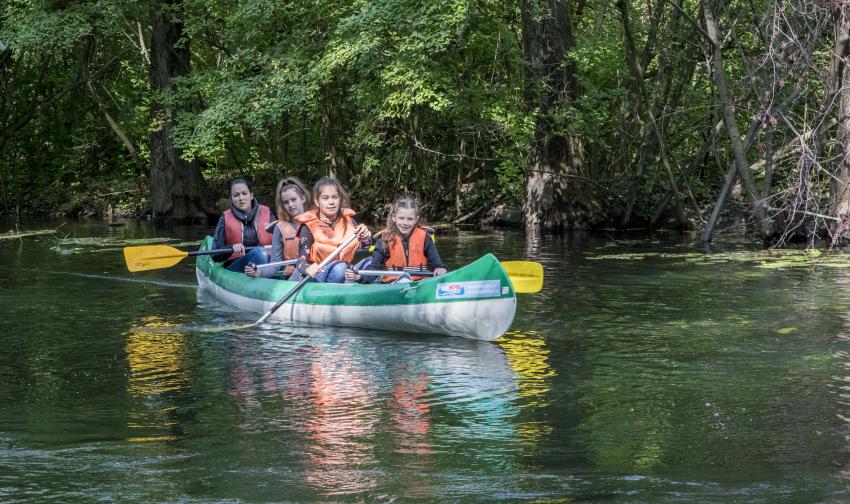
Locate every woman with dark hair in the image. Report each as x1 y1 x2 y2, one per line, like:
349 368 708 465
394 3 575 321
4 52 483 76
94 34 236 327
246 176 312 279
211 178 275 272
292 178 371 283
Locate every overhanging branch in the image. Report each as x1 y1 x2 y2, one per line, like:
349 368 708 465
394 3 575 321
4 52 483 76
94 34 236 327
5 56 118 135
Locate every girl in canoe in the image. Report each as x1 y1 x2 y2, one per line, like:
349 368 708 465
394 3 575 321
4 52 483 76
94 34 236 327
212 178 275 272
346 196 447 283
245 176 312 279
293 178 371 283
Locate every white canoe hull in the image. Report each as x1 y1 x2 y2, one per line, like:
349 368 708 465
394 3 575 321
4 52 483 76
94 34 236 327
196 267 517 341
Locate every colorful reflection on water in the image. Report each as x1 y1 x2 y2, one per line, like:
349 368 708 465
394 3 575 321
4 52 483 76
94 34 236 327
219 329 528 497
124 316 189 443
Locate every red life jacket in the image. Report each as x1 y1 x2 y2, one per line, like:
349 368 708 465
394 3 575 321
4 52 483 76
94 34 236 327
276 220 299 276
293 208 360 264
223 204 273 260
383 227 428 283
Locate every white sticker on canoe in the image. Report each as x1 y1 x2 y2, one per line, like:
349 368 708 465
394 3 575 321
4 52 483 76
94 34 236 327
436 280 501 299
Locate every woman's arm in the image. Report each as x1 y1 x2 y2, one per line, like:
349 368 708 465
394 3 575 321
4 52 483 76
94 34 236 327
369 238 388 270
424 234 448 275
270 226 284 263
296 226 315 275
247 226 283 278
350 217 372 246
346 238 388 283
211 216 231 263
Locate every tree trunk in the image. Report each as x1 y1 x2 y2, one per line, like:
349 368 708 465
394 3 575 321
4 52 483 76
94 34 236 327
149 0 207 220
409 107 427 191
79 34 143 175
830 6 850 240
702 118 762 242
702 0 769 237
762 120 774 201
617 0 685 226
521 0 590 234
618 0 651 225
320 105 341 179
86 73 145 175
281 112 290 172
0 40 9 68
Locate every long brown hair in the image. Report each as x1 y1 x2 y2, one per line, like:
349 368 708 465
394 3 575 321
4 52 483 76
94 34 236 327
312 177 350 220
275 176 313 220
382 196 420 248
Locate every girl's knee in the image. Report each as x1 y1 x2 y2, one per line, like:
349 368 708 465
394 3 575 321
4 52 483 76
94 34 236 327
326 261 348 283
248 247 269 263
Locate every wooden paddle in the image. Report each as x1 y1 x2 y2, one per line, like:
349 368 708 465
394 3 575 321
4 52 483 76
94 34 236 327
355 260 543 293
254 234 359 325
123 244 269 272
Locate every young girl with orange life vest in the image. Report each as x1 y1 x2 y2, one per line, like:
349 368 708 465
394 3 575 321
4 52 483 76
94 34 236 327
293 178 371 283
212 178 275 272
346 196 447 283
245 176 312 279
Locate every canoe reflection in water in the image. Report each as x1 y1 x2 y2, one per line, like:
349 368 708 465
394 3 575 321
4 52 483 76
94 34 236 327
225 327 520 498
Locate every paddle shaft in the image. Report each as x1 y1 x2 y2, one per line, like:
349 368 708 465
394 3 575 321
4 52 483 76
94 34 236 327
356 269 435 278
189 245 270 257
256 259 298 270
124 243 273 272
358 262 543 293
255 234 358 324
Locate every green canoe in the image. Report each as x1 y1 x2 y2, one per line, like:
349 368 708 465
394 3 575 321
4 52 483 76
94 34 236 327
195 236 517 340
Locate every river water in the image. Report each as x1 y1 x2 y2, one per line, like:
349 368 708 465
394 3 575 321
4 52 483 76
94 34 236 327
1 219 849 502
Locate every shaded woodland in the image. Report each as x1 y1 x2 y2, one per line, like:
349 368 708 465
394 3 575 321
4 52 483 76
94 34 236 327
2 0 850 244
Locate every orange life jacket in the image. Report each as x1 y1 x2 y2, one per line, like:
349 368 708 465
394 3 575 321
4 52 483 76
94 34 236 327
383 227 428 282
294 208 360 264
223 204 273 260
276 220 299 276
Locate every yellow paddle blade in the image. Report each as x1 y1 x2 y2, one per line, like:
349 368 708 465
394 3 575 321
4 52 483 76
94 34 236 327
124 244 188 272
501 261 544 294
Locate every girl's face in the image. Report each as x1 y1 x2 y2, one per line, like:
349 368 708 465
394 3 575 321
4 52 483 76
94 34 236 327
315 185 340 218
230 183 253 213
280 188 306 218
393 207 418 236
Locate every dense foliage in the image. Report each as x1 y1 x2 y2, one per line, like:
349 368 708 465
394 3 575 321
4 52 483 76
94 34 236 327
2 0 850 242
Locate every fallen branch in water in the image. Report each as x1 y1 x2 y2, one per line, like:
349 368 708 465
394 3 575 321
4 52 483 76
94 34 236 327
0 228 58 240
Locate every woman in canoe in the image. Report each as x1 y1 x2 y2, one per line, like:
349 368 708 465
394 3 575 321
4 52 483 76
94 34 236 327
245 176 312 279
293 178 371 283
346 196 447 283
212 178 275 272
